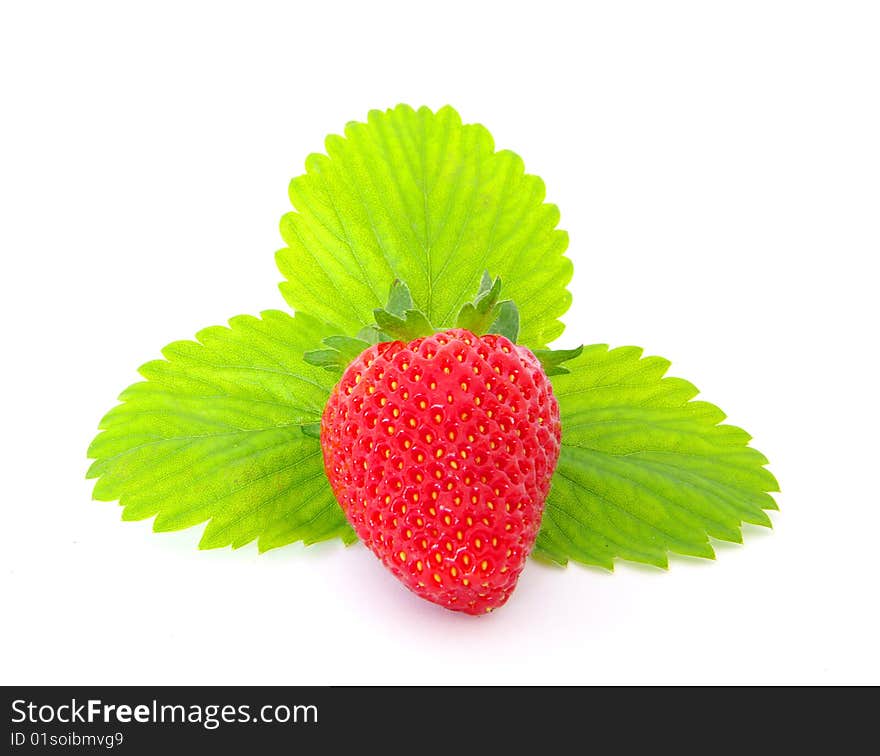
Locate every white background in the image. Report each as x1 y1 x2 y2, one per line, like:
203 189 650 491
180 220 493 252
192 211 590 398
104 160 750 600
2 1 878 685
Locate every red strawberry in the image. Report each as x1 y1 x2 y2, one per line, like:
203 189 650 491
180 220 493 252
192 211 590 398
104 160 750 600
320 328 561 614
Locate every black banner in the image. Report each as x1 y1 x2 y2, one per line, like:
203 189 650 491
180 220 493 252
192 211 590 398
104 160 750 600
2 686 872 751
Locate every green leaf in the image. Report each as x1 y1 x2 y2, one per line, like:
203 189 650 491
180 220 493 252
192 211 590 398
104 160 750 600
276 104 572 350
86 310 354 551
536 345 778 569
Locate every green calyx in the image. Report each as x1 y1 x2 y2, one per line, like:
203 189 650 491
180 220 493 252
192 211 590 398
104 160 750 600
455 271 520 342
304 274 530 373
532 346 584 376
371 279 435 342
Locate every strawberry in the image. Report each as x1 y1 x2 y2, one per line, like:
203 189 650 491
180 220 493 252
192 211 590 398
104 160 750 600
320 328 561 614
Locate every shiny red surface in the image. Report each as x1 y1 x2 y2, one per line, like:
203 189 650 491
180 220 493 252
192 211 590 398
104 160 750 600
322 329 561 615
